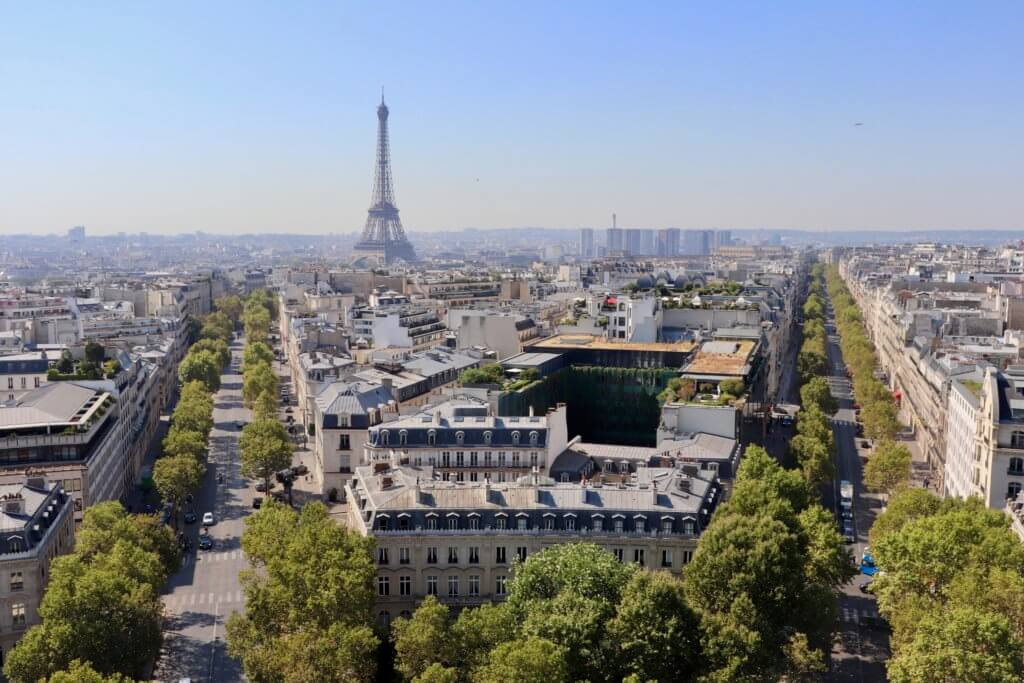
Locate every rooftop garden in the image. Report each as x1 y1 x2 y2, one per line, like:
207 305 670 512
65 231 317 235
961 378 983 398
657 377 746 406
46 345 120 381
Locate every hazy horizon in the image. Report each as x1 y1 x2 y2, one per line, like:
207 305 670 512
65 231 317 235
3 2 1022 236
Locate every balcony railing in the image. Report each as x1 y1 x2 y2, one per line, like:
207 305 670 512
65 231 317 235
372 526 698 539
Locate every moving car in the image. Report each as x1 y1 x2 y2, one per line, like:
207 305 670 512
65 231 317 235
860 550 879 576
202 512 215 526
198 535 213 551
290 463 309 476
183 511 197 524
842 525 856 544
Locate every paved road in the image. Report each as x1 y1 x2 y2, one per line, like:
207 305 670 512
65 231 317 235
154 338 252 683
822 310 890 682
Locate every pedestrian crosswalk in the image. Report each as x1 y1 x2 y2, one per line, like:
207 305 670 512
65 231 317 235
163 589 245 610
196 550 244 563
840 606 879 624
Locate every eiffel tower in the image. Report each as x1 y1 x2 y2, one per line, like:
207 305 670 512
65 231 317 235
351 94 417 264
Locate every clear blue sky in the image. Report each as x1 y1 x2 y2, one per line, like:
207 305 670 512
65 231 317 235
2 2 1022 235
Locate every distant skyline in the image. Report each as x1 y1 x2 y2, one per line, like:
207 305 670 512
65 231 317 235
2 2 1022 236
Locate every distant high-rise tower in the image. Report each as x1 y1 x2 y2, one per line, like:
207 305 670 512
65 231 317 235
606 213 625 255
578 228 594 258
67 225 85 243
657 228 680 256
352 94 417 264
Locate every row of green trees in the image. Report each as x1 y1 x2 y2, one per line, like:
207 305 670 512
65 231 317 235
384 445 854 683
824 267 912 495
790 263 837 488
868 488 1024 681
4 503 180 682
151 297 245 526
237 290 292 494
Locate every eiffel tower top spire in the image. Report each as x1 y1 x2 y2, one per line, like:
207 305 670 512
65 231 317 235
353 93 416 264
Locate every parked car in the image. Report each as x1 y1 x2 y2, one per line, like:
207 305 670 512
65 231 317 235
235 420 246 429
183 511 197 524
252 496 263 509
256 480 274 492
198 535 213 551
202 512 215 526
859 580 873 594
291 464 309 476
861 440 870 449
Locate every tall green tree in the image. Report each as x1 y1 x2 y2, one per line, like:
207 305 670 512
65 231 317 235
191 337 231 368
253 389 278 422
226 502 377 683
239 419 292 493
606 570 701 682
84 341 106 365
178 349 221 392
215 294 244 323
153 454 205 525
162 426 208 461
863 440 912 494
799 376 838 415
200 311 235 344
242 341 274 373
473 637 569 683
243 361 278 408
46 659 134 683
393 596 454 680
887 607 1023 683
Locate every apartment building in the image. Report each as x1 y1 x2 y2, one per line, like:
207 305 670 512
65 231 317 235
363 398 569 484
0 383 123 522
312 381 398 495
0 477 75 661
351 306 447 351
346 462 722 623
944 366 1024 508
0 353 49 402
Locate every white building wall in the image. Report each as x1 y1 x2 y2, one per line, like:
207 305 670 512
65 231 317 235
943 382 977 501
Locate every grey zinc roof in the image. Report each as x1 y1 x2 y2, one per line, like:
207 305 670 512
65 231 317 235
0 383 104 429
315 382 395 416
0 481 51 532
355 465 715 515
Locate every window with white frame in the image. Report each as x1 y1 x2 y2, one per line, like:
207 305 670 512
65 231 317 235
427 575 438 595
448 575 459 596
400 576 411 596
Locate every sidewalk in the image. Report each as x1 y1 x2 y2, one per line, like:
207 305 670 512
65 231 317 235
898 433 940 494
126 415 169 514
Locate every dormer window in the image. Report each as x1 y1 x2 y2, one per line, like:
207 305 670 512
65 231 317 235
483 431 492 445
427 430 437 446
399 430 408 446
511 431 521 446
380 430 389 446
529 431 539 446
456 431 465 446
